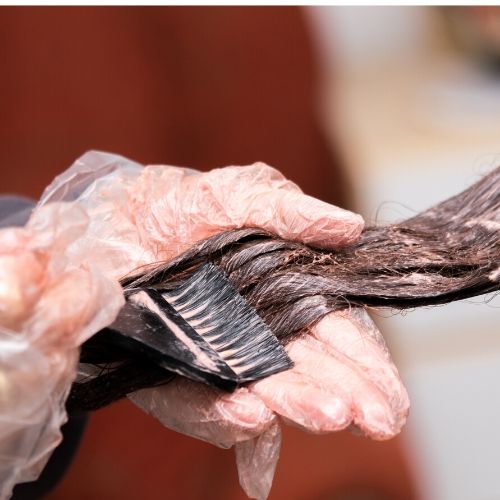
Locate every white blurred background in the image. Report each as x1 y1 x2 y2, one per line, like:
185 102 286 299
307 7 500 500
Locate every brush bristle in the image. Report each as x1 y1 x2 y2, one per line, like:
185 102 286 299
163 263 293 381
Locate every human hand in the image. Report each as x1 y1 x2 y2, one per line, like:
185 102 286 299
3 151 408 499
42 151 363 280
130 308 409 499
58 153 406 498
0 202 124 498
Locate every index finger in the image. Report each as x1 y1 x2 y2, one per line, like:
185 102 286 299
247 189 364 248
202 163 364 248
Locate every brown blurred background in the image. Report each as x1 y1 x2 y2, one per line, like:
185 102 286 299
0 7 349 205
9 6 486 500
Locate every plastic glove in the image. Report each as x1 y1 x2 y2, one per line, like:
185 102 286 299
38 151 363 280
0 202 124 499
0 151 409 499
50 152 405 499
250 309 409 439
130 308 409 499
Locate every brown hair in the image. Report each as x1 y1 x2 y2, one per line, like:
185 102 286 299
69 167 499 412
123 166 500 342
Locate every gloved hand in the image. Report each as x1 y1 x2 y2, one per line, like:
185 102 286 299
0 202 124 499
60 152 408 498
0 151 409 500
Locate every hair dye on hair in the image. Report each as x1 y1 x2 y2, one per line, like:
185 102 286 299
69 167 500 412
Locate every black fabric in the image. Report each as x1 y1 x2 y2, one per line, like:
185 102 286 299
0 195 35 228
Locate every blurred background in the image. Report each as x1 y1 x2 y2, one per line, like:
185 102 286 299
1 6 499 500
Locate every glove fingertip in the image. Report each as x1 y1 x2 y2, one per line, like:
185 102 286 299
235 420 281 500
274 191 364 248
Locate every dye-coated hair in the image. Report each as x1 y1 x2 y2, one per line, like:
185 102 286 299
69 167 499 412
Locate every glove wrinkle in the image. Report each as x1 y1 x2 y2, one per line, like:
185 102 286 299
0 151 407 500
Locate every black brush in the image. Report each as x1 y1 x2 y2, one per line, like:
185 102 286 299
69 264 292 411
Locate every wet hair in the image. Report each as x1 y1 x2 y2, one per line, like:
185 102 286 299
68 167 499 412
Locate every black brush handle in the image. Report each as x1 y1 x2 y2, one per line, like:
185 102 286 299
79 299 239 392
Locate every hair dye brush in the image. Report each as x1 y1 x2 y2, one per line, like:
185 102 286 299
68 263 292 411
69 167 499 412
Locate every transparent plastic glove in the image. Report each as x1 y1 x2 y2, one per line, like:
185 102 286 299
235 420 281 500
61 154 407 498
0 202 124 499
129 379 276 449
251 309 409 440
225 308 409 500
46 152 407 500
2 151 408 500
37 151 363 280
